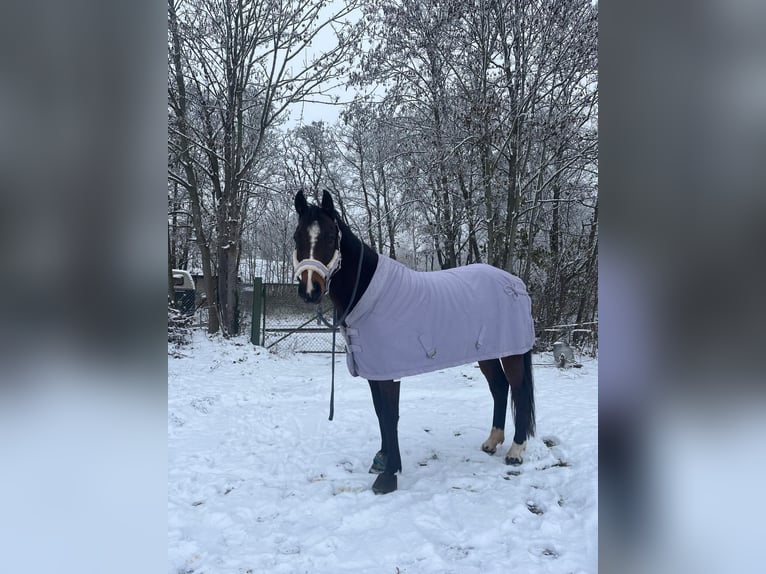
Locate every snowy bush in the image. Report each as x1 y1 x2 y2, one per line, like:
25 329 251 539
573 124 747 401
168 304 193 355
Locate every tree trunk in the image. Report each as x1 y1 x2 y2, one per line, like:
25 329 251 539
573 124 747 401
359 154 377 251
168 0 218 333
381 166 397 260
168 230 175 305
458 172 482 264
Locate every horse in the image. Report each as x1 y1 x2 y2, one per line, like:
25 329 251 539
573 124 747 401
292 190 536 494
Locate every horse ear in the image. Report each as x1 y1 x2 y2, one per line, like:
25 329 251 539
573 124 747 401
294 190 308 215
321 190 334 215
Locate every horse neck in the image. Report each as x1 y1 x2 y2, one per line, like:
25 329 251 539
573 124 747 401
329 222 378 321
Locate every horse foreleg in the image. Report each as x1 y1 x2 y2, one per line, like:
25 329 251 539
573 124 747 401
368 379 401 494
368 380 388 473
479 359 509 455
501 351 536 465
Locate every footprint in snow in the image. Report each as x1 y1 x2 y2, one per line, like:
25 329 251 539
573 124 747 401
445 545 473 560
190 396 217 414
539 435 570 469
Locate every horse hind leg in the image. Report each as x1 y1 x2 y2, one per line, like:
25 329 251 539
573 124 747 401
500 351 536 465
479 359 509 455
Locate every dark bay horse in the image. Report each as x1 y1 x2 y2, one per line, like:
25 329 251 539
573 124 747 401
292 190 536 494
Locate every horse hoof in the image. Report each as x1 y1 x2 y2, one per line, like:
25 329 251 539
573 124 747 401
372 473 397 494
481 428 505 456
504 441 526 465
369 451 388 474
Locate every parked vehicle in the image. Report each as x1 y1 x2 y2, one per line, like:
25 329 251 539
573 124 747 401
172 269 196 315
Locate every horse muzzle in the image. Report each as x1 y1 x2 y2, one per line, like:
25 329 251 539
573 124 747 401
293 250 340 303
297 276 324 303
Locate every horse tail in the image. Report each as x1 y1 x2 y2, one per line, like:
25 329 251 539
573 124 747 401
511 350 536 440
524 349 536 437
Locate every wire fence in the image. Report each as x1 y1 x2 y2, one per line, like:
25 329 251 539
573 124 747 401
261 283 344 353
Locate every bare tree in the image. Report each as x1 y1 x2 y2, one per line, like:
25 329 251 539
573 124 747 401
344 0 597 324
168 0 363 334
353 0 468 268
168 0 598 336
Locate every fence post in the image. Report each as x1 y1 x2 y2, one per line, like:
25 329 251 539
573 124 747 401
251 277 263 346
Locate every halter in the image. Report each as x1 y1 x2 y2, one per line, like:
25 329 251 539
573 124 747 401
292 225 342 292
293 219 365 422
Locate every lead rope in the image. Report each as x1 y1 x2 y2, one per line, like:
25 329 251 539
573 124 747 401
329 308 337 420
325 234 365 421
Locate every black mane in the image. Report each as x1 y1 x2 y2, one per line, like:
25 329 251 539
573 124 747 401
328 212 379 321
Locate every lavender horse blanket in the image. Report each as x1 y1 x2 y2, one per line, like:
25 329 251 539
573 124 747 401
340 255 535 380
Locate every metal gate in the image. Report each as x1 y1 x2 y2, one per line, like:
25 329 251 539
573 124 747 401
251 280 345 353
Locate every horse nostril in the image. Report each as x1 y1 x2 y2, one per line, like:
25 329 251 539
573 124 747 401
308 284 323 301
298 281 322 303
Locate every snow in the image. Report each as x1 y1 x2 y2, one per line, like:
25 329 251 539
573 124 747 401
169 333 598 573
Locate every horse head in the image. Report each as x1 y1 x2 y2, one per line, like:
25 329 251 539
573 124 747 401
292 189 341 304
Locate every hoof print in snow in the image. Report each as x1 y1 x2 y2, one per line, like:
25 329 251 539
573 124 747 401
527 502 544 515
332 484 363 495
446 545 473 560
539 460 571 470
190 397 216 414
503 470 522 479
542 437 559 448
541 548 559 559
450 485 479 492
419 452 439 466
191 501 204 507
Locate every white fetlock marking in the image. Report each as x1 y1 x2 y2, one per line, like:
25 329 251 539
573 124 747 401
507 441 526 461
482 427 505 452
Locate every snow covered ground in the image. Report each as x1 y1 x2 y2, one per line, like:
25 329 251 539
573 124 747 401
169 333 598 574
